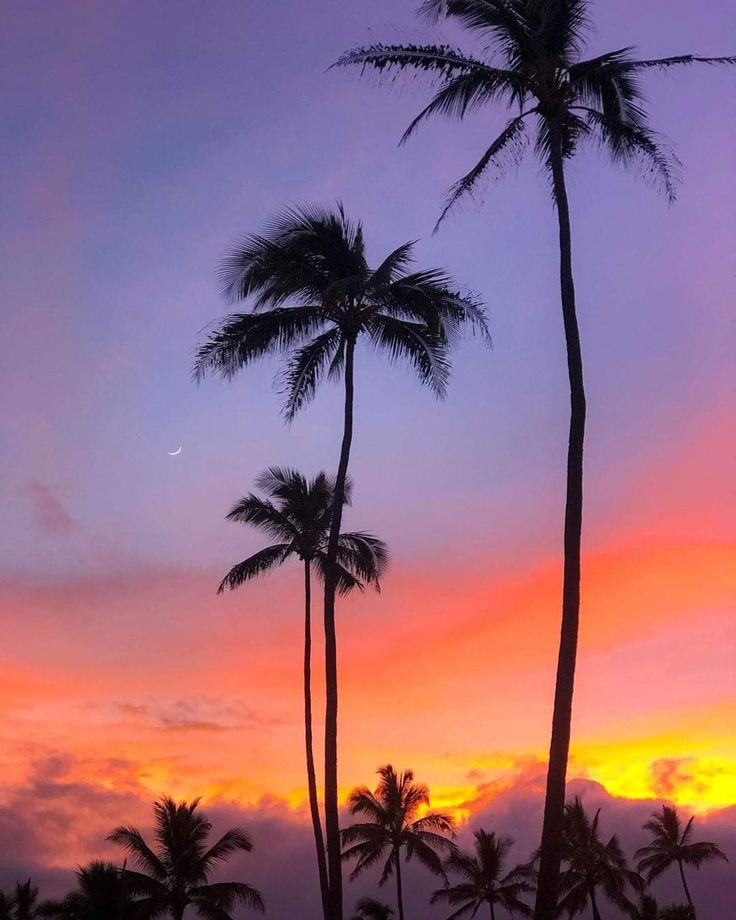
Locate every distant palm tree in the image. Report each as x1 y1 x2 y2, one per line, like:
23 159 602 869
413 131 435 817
635 805 728 917
218 465 388 910
107 796 264 920
658 907 695 920
0 891 14 920
38 863 135 920
13 882 42 920
431 829 534 919
336 9 734 917
342 765 455 920
557 798 641 920
630 894 660 920
351 898 394 920
195 203 486 920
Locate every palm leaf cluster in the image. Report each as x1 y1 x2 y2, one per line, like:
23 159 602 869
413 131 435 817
430 829 534 919
107 797 264 920
218 466 387 596
336 0 734 223
194 203 488 417
342 766 455 887
557 798 643 918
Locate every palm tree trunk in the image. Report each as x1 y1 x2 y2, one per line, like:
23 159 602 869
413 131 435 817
678 860 695 914
489 901 496 920
304 560 330 915
589 887 603 920
395 850 405 920
534 129 587 920
323 335 357 920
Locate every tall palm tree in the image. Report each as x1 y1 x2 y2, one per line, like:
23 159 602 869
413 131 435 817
341 765 455 920
431 829 534 919
194 203 487 920
107 796 264 920
635 805 728 917
13 882 42 920
38 863 135 920
557 798 641 920
336 7 735 916
351 898 394 920
218 465 388 913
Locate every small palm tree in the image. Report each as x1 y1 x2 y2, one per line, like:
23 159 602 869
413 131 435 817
635 805 728 917
218 466 387 910
342 765 455 920
658 907 695 920
195 203 486 920
107 796 264 920
13 883 42 920
557 798 641 920
337 10 734 916
351 898 394 920
0 891 15 920
38 863 135 920
431 829 534 919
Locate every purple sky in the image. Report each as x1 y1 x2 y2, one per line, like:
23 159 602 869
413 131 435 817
1 2 735 916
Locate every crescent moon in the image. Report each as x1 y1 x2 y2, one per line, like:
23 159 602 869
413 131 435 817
168 446 182 456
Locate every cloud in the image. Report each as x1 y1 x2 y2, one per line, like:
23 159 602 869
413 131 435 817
114 697 282 733
1 752 733 920
21 481 77 536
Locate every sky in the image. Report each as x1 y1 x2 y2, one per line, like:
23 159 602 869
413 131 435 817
0 0 734 916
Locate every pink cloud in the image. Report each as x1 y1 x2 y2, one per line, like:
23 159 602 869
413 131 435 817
21 481 77 537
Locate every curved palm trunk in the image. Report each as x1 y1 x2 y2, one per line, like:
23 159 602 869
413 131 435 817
304 560 330 915
323 335 357 920
489 901 496 920
677 860 695 914
395 850 405 920
534 133 587 920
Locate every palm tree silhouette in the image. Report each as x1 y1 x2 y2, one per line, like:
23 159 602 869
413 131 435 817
107 796 264 920
350 898 395 920
218 466 388 910
635 805 728 917
38 863 135 920
342 765 455 920
0 891 15 920
336 7 734 915
194 203 486 920
431 829 534 919
13 882 42 920
557 798 641 920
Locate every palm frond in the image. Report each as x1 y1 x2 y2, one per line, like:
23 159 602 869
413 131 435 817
280 326 344 419
366 313 450 396
401 68 524 143
193 307 327 382
217 544 291 594
106 827 166 879
436 113 530 227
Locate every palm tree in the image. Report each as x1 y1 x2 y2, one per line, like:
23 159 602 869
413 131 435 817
218 466 388 912
557 798 641 920
635 805 728 917
107 796 264 920
431 829 534 919
13 883 42 920
341 765 455 920
194 203 486 920
351 898 394 920
38 863 136 920
336 7 735 916
0 891 15 920
658 908 695 920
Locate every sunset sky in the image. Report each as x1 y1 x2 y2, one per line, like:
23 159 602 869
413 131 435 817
1 1 734 916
